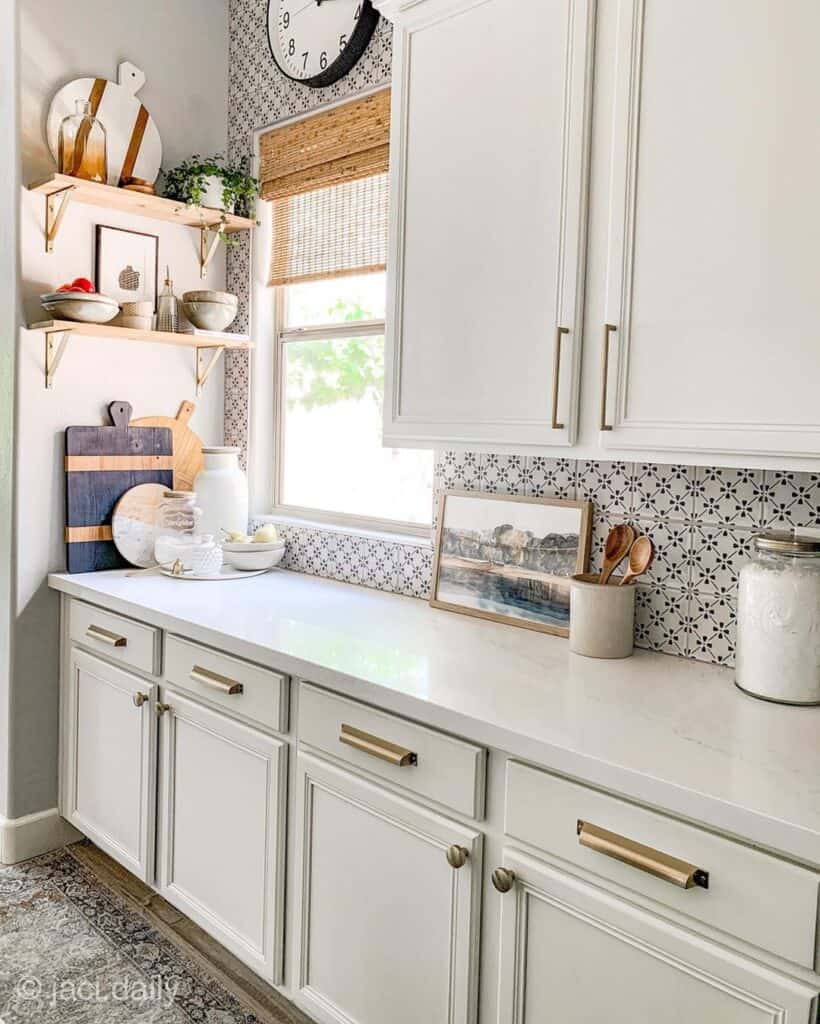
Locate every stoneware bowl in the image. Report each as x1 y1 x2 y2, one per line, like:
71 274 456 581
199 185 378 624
181 290 238 332
221 541 286 572
41 291 119 324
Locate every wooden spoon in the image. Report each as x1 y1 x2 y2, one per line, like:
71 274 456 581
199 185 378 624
598 524 636 585
620 535 655 586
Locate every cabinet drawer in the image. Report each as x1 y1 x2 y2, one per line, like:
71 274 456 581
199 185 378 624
505 761 820 969
69 600 160 676
165 636 288 734
298 683 486 819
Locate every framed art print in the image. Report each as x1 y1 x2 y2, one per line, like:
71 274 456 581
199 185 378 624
95 225 159 311
431 490 592 637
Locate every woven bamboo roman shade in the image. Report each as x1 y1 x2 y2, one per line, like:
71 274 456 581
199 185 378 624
261 89 391 287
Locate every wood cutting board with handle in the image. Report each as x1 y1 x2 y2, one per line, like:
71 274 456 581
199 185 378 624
65 400 173 573
131 401 204 491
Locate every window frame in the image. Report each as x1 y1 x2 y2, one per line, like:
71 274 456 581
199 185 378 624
271 283 432 538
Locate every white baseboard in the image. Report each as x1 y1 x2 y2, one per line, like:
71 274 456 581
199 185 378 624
0 808 82 865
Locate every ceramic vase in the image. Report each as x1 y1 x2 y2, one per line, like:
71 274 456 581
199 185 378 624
193 447 248 539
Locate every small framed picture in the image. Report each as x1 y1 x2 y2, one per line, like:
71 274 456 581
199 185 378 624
95 225 159 311
431 490 592 637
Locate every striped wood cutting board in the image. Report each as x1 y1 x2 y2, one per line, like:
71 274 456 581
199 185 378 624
64 401 173 573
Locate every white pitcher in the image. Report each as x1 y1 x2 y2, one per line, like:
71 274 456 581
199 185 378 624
194 447 248 539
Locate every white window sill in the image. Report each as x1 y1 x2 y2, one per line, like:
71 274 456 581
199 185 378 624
253 512 433 549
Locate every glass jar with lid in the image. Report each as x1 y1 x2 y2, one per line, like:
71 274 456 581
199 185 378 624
154 490 202 566
736 531 820 705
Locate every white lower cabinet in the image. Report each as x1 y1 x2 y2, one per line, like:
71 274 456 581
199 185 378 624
293 753 482 1024
496 849 819 1024
62 648 157 881
155 689 287 983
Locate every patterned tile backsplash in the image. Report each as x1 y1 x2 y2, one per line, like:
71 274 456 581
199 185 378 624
252 458 820 668
227 4 819 669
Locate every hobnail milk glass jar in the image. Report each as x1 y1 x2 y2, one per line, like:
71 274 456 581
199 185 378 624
193 447 249 539
736 532 820 705
154 490 202 566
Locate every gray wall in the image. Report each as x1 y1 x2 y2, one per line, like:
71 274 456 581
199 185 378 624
5 0 230 820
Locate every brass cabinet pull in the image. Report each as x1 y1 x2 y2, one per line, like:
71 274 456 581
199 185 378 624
600 323 617 431
551 326 570 430
339 723 418 767
190 665 243 695
155 702 171 717
446 845 469 869
577 820 709 890
86 624 127 647
132 692 148 708
492 867 516 894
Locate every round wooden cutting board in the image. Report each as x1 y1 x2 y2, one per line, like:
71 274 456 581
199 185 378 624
131 401 204 491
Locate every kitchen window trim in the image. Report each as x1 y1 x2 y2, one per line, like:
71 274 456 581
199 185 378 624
270 284 432 540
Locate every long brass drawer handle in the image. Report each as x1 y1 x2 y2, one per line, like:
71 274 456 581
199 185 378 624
551 326 570 430
86 624 127 648
190 665 244 695
600 323 616 431
577 820 709 890
339 723 418 767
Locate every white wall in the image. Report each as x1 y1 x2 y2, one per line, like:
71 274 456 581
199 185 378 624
5 0 229 821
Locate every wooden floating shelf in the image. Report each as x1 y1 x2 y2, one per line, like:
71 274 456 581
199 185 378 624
29 173 257 233
28 319 253 393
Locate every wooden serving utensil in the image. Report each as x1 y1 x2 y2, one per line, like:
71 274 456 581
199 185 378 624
598 523 636 585
620 535 655 586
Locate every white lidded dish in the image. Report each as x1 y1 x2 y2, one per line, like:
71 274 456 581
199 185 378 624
736 531 820 705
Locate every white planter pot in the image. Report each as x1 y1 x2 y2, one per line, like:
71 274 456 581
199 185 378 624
200 174 235 213
193 447 248 539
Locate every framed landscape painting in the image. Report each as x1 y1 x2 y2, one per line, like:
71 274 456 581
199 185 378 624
431 491 592 637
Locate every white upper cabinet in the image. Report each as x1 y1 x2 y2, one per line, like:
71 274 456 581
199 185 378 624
377 0 595 449
601 0 820 459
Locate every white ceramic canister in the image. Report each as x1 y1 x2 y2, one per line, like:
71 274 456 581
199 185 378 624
736 532 820 705
569 573 636 659
193 447 248 539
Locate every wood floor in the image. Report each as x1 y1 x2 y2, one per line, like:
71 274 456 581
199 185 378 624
70 842 314 1024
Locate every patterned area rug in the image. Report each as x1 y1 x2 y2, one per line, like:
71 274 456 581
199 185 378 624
0 845 307 1024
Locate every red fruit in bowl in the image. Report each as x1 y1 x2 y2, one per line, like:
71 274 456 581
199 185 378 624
56 283 78 292
70 277 95 293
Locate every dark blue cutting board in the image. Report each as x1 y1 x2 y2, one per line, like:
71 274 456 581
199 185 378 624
65 401 173 573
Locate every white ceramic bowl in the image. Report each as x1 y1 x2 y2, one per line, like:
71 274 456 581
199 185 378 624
41 291 119 324
182 291 239 332
222 541 285 572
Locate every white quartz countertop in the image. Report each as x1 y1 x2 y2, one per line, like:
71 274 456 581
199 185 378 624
49 569 820 867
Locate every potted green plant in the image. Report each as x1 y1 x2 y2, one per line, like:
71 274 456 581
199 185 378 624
161 154 259 224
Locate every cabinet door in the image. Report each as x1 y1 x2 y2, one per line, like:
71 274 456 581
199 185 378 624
155 690 287 983
294 753 482 1024
62 649 157 881
496 849 819 1024
602 0 820 459
382 0 594 449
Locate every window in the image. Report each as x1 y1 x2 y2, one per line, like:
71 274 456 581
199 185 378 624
259 89 433 532
274 273 434 528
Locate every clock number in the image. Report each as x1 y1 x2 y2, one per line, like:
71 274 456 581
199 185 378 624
339 33 347 50
320 51 328 69
302 51 309 70
288 38 295 56
282 10 290 28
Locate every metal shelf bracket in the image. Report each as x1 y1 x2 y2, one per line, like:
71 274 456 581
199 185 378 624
196 345 226 395
45 328 72 389
45 186 75 253
199 226 223 279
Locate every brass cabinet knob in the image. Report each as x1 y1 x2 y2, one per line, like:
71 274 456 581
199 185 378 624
491 867 516 894
446 845 469 869
132 692 149 708
155 702 171 717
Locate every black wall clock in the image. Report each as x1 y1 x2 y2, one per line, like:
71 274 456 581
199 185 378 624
267 0 380 89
